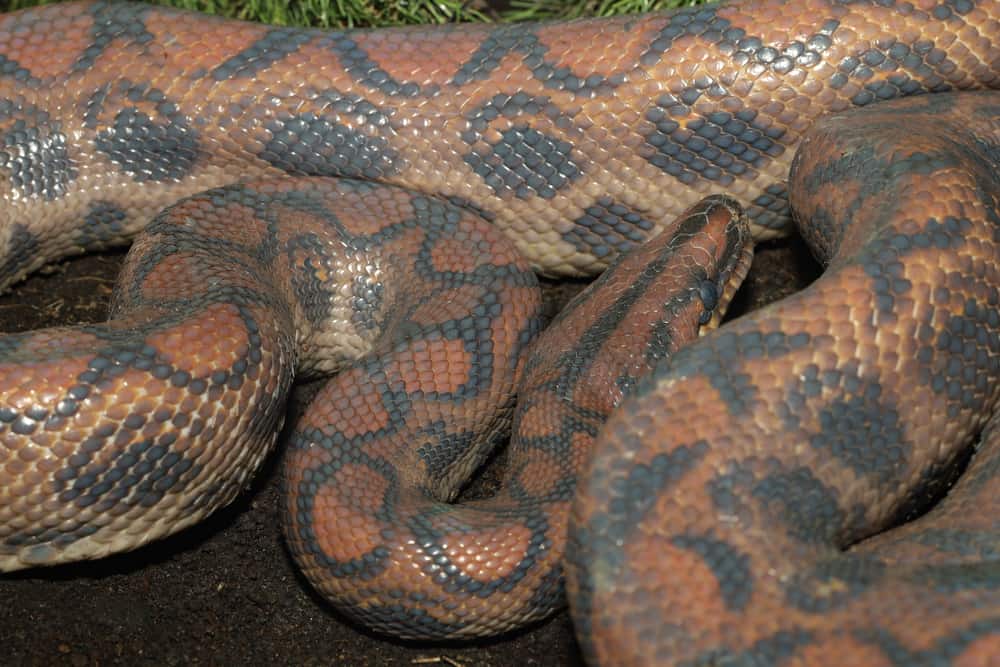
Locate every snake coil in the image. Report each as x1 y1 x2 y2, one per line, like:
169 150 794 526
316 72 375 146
0 1 997 664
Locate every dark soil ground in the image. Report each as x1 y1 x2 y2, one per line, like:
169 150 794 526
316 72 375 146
0 235 819 666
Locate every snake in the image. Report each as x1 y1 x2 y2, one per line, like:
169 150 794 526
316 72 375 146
568 92 1000 665
0 0 998 663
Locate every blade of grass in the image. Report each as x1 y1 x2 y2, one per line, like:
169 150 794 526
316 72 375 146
0 0 708 27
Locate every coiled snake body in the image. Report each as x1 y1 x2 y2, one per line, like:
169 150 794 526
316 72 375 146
0 1 998 664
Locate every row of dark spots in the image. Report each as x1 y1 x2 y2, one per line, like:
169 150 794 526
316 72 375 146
640 6 833 74
562 197 656 259
451 23 622 96
0 99 75 200
74 3 154 73
259 92 398 179
286 428 397 578
1 304 265 548
643 91 786 186
462 94 581 201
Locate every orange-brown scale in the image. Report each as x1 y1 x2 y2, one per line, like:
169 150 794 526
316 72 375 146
567 92 1000 666
283 195 750 637
0 178 535 575
0 0 998 658
1 1 996 284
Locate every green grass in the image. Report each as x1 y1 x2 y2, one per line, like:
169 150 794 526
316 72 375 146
1 0 706 28
502 0 702 23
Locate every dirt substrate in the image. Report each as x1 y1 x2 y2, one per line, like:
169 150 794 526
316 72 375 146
0 236 818 666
